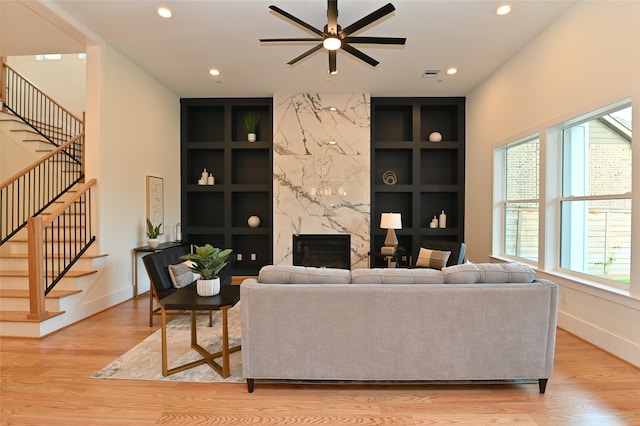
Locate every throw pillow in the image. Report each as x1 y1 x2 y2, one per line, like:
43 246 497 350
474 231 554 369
415 247 451 269
168 261 199 289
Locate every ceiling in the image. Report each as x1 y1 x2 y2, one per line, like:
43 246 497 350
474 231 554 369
1 0 576 98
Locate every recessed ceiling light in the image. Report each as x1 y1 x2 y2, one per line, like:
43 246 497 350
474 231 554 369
209 69 220 76
329 107 337 111
446 68 458 75
496 4 512 15
157 7 172 18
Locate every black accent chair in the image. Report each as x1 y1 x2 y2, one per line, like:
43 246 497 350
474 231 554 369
142 244 232 327
420 239 467 267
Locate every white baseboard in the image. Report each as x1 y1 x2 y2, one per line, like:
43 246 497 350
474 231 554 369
558 310 640 368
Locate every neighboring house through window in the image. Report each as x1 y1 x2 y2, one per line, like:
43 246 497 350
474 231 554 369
494 100 632 290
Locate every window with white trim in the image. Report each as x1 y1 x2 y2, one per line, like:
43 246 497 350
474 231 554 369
495 136 540 262
560 104 632 287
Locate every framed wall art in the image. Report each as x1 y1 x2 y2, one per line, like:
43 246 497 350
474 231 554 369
146 175 164 234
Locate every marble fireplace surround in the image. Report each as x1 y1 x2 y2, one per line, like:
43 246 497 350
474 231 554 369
273 94 370 269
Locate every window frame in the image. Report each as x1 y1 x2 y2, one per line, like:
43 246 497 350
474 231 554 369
493 134 541 265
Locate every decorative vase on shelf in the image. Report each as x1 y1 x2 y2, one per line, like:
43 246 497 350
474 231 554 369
248 215 261 228
197 277 220 297
428 131 443 142
147 238 160 249
248 133 257 142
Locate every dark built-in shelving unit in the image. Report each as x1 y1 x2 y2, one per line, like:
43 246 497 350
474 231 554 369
370 97 465 267
180 98 273 276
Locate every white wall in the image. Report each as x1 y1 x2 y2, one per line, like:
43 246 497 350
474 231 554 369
84 42 180 304
467 1 640 366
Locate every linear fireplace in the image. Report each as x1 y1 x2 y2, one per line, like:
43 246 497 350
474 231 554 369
292 234 351 270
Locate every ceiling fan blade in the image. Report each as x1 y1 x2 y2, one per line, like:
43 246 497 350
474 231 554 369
287 44 323 65
268 5 324 37
344 36 406 45
341 43 379 67
260 38 323 42
329 50 337 74
339 3 396 37
327 0 338 35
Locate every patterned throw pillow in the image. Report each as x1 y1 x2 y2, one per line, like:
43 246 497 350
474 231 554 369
168 261 200 288
415 247 451 270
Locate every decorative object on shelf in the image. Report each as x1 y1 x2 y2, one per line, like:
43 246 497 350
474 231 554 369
146 175 164 236
380 212 402 249
180 244 232 297
248 215 261 228
207 173 215 185
429 216 438 228
174 223 182 242
428 131 443 142
146 218 162 249
382 170 398 186
244 112 260 142
439 210 447 228
198 168 208 185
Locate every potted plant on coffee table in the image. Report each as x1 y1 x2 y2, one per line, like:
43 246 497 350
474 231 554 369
243 112 260 142
180 244 232 296
146 218 162 249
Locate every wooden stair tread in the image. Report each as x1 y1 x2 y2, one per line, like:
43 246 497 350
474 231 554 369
0 310 65 322
0 270 97 278
0 289 82 298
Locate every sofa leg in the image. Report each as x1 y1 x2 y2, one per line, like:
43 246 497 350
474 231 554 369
538 378 548 394
247 378 254 393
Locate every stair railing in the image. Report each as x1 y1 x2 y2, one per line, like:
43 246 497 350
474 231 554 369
27 179 96 320
0 134 85 245
1 58 84 149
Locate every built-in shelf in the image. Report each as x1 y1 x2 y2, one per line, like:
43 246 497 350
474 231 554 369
181 98 273 275
370 97 465 267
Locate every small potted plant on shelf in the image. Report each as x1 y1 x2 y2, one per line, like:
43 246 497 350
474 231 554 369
146 218 162 249
243 112 260 142
180 244 233 296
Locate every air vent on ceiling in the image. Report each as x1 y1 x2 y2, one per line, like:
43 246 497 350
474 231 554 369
422 70 441 78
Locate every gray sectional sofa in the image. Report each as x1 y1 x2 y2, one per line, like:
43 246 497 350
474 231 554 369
240 263 558 394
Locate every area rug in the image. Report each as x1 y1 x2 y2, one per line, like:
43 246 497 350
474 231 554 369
93 304 243 383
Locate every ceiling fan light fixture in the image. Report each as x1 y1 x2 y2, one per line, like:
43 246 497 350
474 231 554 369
323 37 341 51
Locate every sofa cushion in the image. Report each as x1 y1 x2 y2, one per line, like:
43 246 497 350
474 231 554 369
258 265 351 284
415 248 451 269
442 262 536 284
168 261 200 289
442 263 481 284
351 268 445 284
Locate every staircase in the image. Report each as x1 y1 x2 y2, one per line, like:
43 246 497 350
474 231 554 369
0 226 107 337
0 61 105 337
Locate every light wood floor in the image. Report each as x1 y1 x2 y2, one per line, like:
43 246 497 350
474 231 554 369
1 295 639 426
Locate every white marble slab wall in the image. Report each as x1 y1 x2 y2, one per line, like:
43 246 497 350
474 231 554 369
273 94 370 268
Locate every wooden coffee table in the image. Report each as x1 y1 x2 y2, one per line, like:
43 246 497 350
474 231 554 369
159 284 241 378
